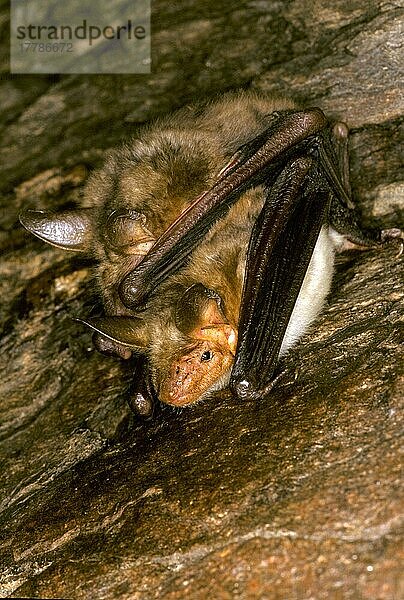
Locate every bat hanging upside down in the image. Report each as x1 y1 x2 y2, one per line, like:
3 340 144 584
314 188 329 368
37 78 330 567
20 91 400 416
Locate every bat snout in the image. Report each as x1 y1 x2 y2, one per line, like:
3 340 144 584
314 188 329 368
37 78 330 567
158 340 234 407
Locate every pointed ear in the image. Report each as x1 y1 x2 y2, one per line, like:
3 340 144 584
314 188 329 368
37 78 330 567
19 208 96 252
175 283 227 336
75 316 150 349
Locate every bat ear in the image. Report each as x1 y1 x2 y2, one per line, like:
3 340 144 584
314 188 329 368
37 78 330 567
104 209 155 255
75 316 150 349
175 283 227 336
19 208 96 252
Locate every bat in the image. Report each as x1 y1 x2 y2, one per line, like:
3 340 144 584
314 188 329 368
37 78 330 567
20 91 400 417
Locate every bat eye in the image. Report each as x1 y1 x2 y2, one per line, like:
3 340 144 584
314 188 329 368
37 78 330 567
200 350 213 362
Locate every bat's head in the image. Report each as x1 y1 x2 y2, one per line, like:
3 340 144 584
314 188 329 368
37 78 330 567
19 203 237 407
150 284 237 406
73 284 238 407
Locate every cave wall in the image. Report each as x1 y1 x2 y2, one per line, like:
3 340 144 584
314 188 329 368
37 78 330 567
0 1 403 598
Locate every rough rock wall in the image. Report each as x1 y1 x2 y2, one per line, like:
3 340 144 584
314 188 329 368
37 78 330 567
0 1 403 598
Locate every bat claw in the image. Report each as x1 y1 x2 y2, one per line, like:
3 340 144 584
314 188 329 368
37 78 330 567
381 228 403 258
231 369 289 401
231 378 262 401
119 276 147 310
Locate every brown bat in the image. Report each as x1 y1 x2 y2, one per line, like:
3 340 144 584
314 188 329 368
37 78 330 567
20 91 399 416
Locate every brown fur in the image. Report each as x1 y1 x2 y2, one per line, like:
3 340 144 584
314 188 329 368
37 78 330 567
85 92 295 301
81 91 299 403
22 91 299 404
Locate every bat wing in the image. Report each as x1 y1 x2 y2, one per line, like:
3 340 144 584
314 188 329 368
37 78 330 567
119 108 375 310
118 108 371 401
119 108 330 309
230 121 390 399
229 156 330 399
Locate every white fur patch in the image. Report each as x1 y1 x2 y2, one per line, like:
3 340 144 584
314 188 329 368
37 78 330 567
280 226 336 355
197 226 340 395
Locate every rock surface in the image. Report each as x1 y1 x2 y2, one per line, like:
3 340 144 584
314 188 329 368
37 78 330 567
0 1 403 598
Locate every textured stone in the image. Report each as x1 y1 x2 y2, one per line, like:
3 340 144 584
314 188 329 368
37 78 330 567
0 1 402 598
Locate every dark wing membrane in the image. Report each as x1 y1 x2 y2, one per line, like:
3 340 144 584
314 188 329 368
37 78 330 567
119 109 328 309
117 108 361 401
230 158 330 399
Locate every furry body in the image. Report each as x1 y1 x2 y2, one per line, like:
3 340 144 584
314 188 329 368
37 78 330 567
22 91 359 407
81 92 341 404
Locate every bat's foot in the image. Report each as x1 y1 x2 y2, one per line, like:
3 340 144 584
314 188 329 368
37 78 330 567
381 228 403 257
231 370 287 401
337 227 403 255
